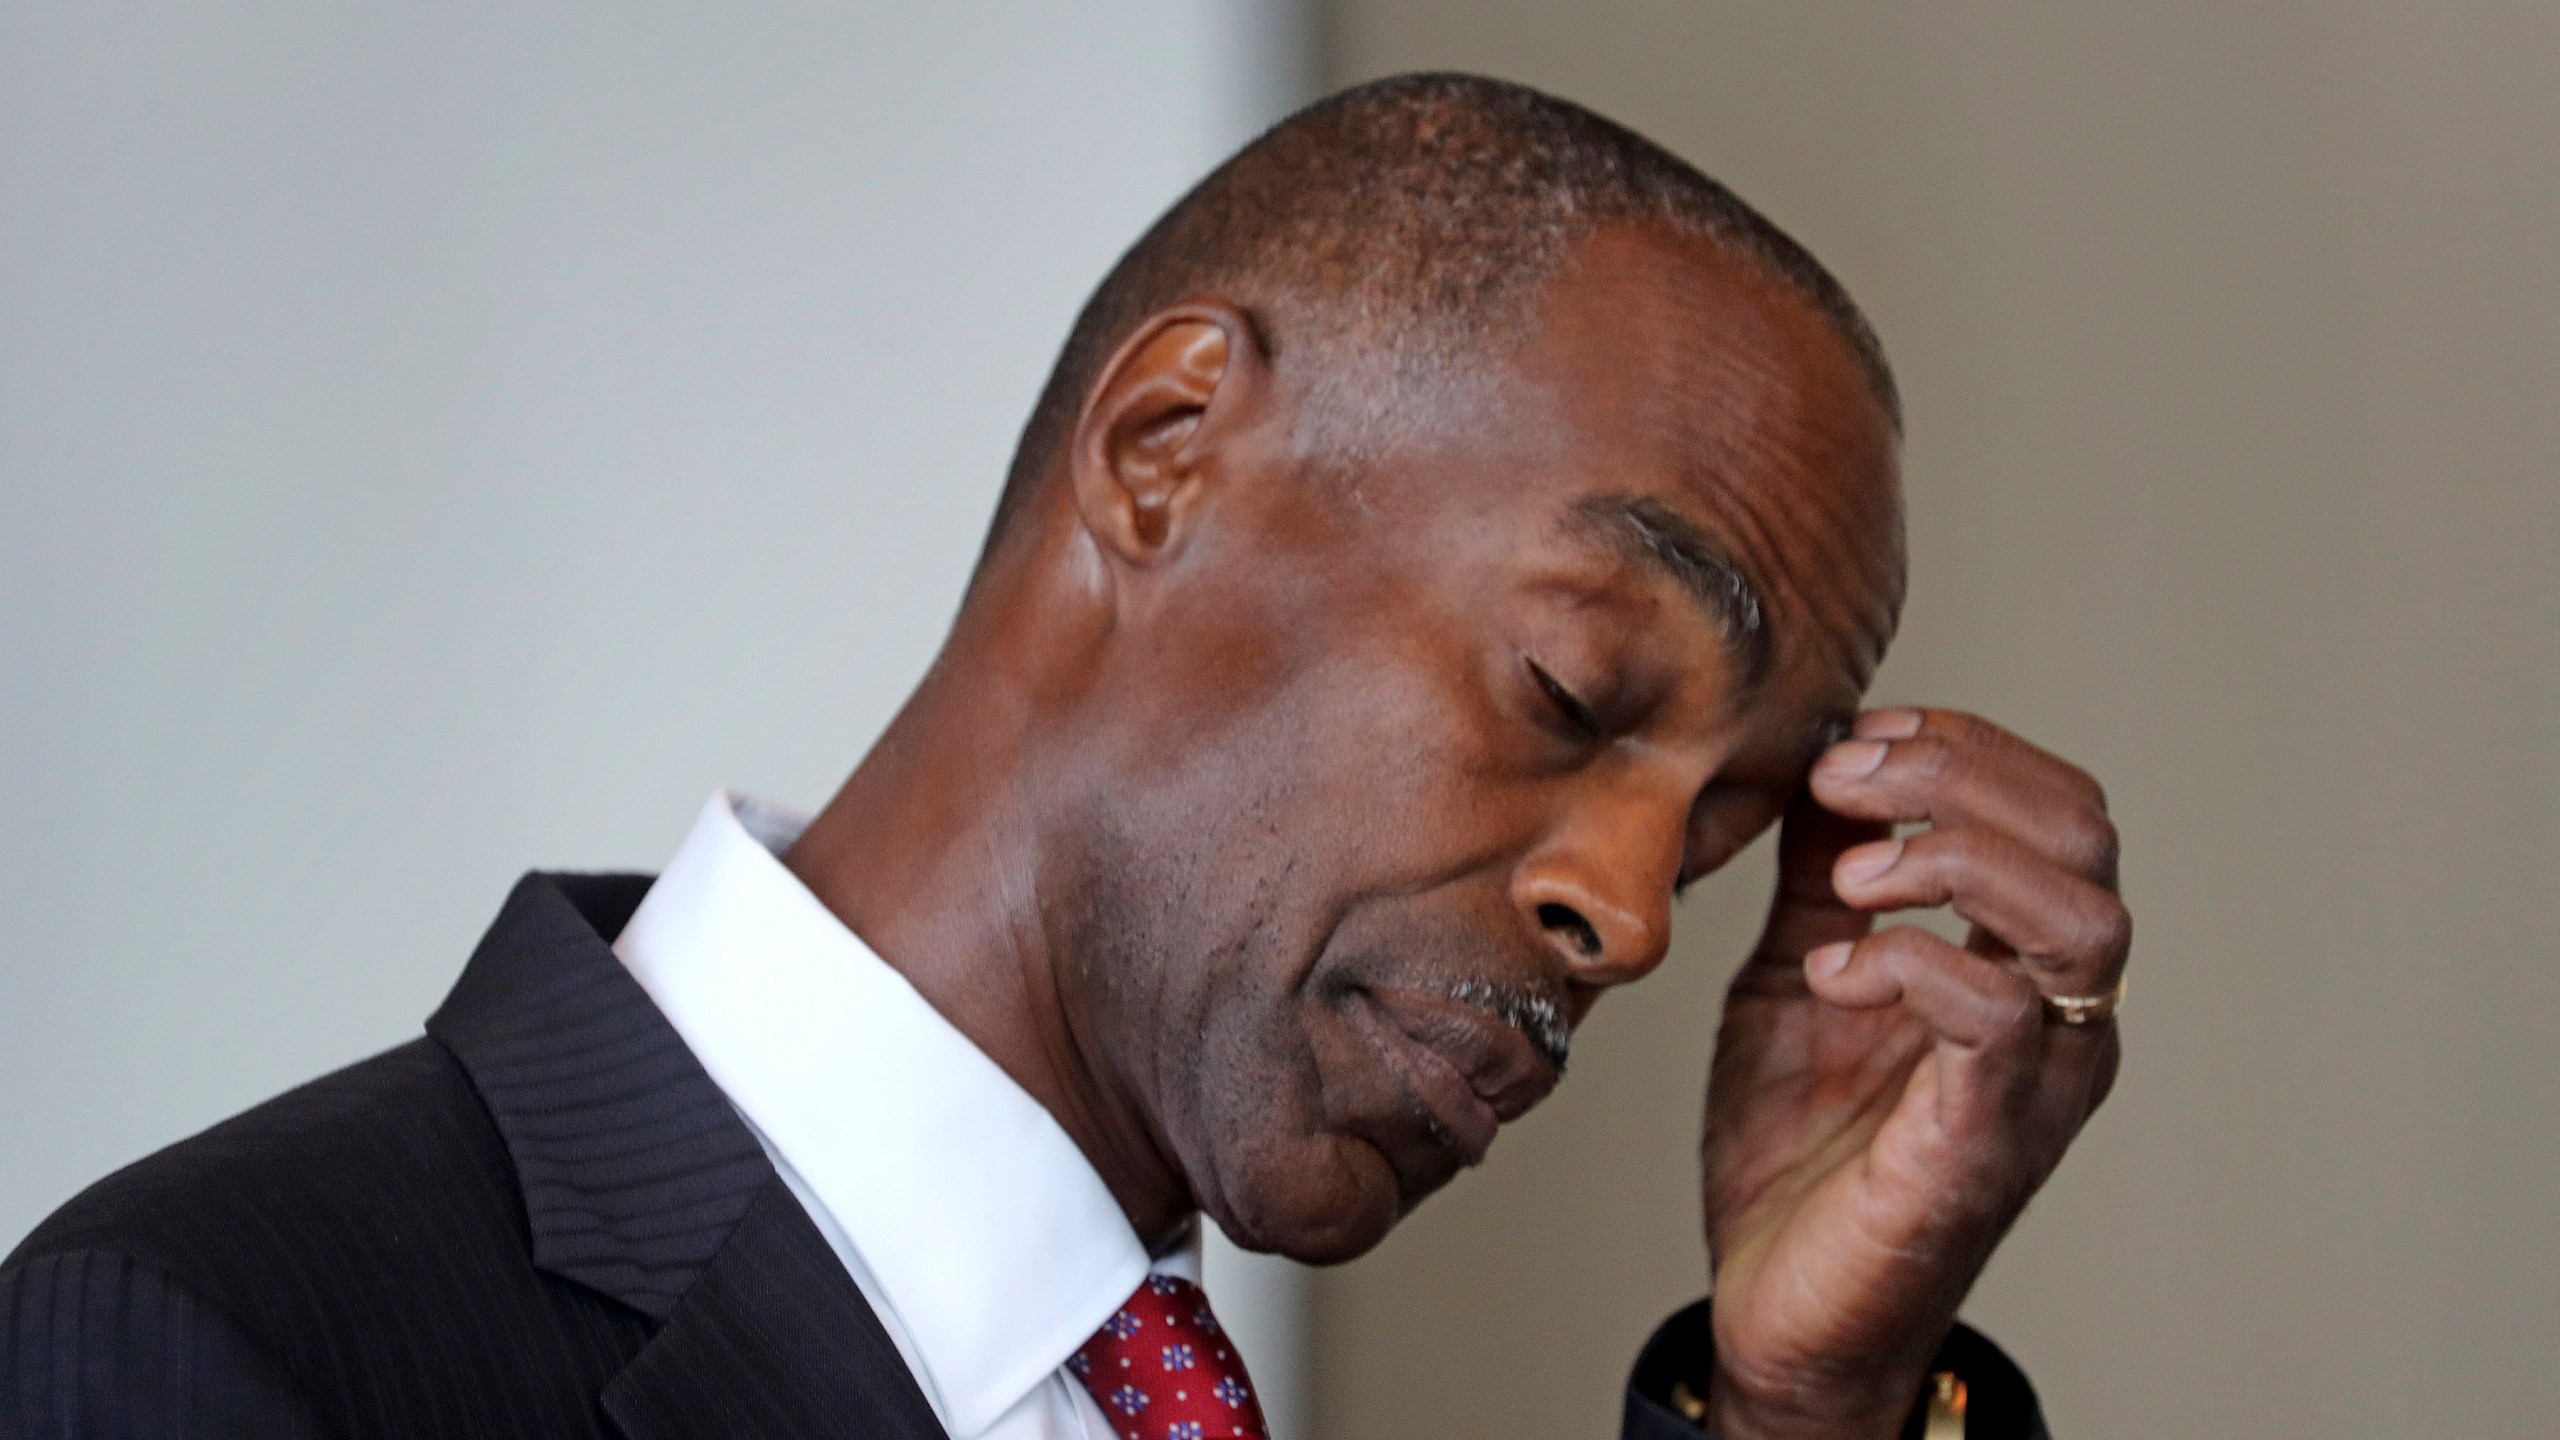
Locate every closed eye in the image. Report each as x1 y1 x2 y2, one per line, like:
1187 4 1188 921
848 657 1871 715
1526 658 1601 738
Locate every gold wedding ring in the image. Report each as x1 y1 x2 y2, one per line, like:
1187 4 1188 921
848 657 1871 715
2043 974 2127 1027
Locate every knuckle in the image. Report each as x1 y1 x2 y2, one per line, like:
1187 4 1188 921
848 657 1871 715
1899 733 1959 788
1938 822 1995 873
2067 763 2111 815
2058 809 2120 879
1986 981 2042 1038
1927 708 1991 744
1869 922 1944 971
2080 898 2134 963
2050 910 2125 978
1895 826 1966 887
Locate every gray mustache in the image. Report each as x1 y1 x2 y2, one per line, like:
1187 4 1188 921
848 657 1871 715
1447 978 1572 1072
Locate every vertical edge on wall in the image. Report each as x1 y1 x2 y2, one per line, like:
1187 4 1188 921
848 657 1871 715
1189 13 1322 1434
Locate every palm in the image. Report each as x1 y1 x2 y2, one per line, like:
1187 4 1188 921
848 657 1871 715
1698 803 2016 1394
1704 948 1974 1384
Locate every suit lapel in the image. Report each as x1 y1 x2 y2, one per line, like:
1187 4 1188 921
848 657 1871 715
428 872 770 1317
428 873 946 1440
603 1179 947 1440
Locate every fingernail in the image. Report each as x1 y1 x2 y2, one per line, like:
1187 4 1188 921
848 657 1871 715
1836 838 1902 886
1855 708 1925 739
1817 739 1889 779
1807 941 1853 977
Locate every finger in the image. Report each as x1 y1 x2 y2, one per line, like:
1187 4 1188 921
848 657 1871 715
1812 710 2117 887
1829 827 2132 997
1820 709 2110 859
2028 1013 2121 1153
1803 925 2041 1055
1756 788 1893 959
1852 707 2109 815
1805 926 2098 1146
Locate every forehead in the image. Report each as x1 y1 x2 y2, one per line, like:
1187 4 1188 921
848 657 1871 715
1521 227 1897 509
1395 226 1906 699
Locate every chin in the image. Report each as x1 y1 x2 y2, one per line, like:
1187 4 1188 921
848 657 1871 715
1196 1132 1407 1267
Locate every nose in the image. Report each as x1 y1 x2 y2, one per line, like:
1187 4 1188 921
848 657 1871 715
1509 788 1680 989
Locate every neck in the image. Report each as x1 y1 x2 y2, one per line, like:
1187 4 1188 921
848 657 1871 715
781 590 1195 1251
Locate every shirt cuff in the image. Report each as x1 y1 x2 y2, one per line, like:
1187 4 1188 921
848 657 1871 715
1623 1297 2053 1440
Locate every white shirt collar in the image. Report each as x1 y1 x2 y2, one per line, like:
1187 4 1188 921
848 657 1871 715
613 791 1166 1437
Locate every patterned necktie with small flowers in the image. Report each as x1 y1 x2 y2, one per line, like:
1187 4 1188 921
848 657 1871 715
1069 1275 1269 1440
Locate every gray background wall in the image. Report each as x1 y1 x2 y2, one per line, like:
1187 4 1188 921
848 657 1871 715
0 3 1314 1433
1312 3 2558 1438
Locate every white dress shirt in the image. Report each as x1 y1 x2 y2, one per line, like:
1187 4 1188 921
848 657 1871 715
613 791 1194 1440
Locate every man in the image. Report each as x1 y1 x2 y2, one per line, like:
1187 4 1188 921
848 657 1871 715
1 74 2127 1440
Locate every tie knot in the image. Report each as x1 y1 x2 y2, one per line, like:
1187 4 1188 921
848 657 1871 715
1071 1275 1268 1440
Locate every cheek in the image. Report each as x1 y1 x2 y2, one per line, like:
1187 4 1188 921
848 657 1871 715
1106 701 1486 1202
1126 544 1534 892
1121 637 1524 947
1075 616 1544 1232
1275 642 1540 883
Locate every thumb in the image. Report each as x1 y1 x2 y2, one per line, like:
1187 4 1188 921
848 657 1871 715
1758 789 1891 961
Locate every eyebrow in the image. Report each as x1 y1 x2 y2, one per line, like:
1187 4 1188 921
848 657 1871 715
1563 494 1774 682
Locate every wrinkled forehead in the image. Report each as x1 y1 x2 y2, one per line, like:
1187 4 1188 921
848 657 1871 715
1451 226 1906 683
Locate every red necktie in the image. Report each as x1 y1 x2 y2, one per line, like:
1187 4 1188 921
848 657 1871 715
1069 1274 1270 1440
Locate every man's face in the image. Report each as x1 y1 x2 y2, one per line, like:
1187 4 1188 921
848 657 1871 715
1053 228 1905 1262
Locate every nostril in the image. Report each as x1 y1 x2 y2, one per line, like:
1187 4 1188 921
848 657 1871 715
1537 902 1603 960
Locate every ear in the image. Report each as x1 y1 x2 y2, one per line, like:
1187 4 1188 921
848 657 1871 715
1067 299 1269 569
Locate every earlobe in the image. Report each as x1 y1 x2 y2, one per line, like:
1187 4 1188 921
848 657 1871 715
1066 300 1265 569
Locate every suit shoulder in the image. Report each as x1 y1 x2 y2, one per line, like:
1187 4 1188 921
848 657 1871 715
5 1038 650 1437
8 1037 509 1283
0 1246 342 1439
1 1038 549 1373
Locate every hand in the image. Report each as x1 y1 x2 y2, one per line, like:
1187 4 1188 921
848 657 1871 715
1698 708 2128 1439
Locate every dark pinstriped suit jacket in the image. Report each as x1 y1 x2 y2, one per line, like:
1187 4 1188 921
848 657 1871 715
1 873 2047 1439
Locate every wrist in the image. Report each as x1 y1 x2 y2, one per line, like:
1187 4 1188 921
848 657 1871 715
1700 1360 1928 1440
